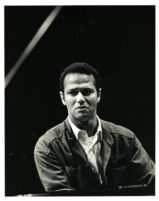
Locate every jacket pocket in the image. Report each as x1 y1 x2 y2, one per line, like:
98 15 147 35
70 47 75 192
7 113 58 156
109 166 126 187
110 154 126 168
65 166 82 189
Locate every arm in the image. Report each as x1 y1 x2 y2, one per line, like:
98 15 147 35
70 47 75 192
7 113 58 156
34 142 74 192
129 135 155 185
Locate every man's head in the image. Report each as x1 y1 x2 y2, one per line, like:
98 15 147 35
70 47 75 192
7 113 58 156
59 62 102 123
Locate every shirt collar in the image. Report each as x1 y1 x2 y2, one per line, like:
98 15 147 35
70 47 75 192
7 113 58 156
68 115 102 141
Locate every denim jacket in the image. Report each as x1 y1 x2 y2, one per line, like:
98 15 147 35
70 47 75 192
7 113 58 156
34 118 155 192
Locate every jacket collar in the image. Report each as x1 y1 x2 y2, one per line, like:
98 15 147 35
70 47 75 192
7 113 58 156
67 116 102 141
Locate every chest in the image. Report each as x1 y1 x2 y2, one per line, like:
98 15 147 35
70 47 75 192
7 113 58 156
53 137 130 188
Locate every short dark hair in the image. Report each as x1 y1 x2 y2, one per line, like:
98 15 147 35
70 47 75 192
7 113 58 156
59 62 102 92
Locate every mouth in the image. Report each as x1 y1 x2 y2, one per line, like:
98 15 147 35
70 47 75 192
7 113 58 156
76 106 88 110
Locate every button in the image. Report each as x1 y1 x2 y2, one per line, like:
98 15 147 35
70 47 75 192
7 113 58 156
92 167 96 172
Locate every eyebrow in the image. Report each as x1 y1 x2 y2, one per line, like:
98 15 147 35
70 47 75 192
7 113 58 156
66 88 94 93
67 88 78 93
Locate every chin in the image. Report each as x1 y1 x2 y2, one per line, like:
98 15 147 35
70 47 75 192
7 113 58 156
76 114 90 122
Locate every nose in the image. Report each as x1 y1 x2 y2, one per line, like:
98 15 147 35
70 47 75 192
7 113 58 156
76 92 85 104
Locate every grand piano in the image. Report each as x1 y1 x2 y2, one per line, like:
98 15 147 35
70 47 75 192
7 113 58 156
20 184 155 196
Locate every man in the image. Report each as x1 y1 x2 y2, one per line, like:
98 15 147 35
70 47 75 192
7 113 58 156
34 62 155 193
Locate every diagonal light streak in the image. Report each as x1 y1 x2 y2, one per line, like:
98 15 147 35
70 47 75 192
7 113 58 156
5 6 62 88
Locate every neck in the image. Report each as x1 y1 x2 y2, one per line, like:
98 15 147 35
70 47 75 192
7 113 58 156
70 115 98 137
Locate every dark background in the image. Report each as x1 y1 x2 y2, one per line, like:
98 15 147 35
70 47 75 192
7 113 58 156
5 6 155 196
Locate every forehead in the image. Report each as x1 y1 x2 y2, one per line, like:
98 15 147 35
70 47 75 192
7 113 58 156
64 73 96 89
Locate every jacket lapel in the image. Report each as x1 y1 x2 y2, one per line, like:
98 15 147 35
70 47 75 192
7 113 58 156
65 118 88 164
101 124 114 174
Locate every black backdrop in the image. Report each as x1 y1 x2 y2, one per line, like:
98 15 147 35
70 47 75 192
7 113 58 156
5 6 155 195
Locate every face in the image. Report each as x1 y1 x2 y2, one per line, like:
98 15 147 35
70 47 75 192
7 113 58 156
60 73 101 123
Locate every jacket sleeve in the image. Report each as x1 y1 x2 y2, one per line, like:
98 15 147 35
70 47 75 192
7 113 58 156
34 139 74 192
129 135 155 185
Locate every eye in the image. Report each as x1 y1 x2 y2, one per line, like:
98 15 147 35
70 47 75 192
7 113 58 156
68 90 78 96
82 89 94 96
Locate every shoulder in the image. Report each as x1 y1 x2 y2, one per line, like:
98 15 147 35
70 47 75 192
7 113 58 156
34 121 66 153
100 119 134 138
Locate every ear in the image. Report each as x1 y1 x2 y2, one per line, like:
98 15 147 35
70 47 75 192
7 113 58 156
97 88 102 103
59 91 66 106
